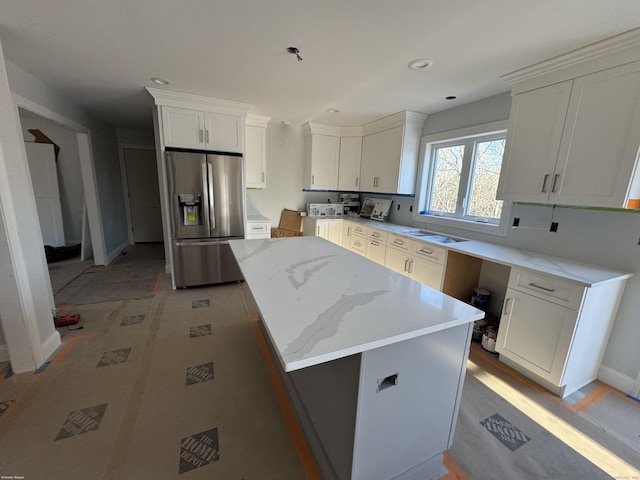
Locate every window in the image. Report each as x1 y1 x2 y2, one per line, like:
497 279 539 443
414 121 510 235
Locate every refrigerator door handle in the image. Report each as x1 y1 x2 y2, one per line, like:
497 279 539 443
207 162 216 231
175 240 229 247
201 162 211 231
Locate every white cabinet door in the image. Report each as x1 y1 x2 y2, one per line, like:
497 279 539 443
204 112 243 153
359 133 380 191
327 219 343 244
162 106 206 149
245 125 266 188
411 256 444 290
497 82 572 202
385 247 412 278
376 126 404 193
552 61 640 207
337 136 362 191
496 288 578 386
367 240 386 265
305 134 340 190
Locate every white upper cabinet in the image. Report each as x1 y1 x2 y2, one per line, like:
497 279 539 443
498 30 640 208
359 111 427 194
147 89 251 154
302 123 341 190
337 136 363 191
245 114 270 189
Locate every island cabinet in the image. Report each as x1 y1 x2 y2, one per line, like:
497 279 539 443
245 114 270 189
229 237 484 480
342 220 368 256
359 111 427 194
384 234 446 291
161 106 244 153
495 268 626 398
498 33 640 208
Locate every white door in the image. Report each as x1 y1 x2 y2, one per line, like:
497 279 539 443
25 142 65 247
123 148 163 243
161 106 205 149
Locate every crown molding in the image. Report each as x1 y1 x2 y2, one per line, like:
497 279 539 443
146 87 252 116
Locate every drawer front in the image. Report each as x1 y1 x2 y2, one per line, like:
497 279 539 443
350 236 367 255
247 221 270 234
509 268 585 310
412 241 445 265
387 233 412 252
367 240 387 265
352 224 367 237
367 228 388 243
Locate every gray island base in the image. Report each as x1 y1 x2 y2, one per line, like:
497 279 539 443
230 236 484 480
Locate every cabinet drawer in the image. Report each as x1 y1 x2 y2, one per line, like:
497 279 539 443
247 222 270 234
387 233 412 252
351 224 367 237
412 241 445 265
350 236 367 255
367 239 386 265
367 228 388 243
509 268 585 310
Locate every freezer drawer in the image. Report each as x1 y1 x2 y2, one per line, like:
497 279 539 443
173 240 243 287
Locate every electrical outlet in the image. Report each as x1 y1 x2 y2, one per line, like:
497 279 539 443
397 204 400 210
409 205 413 212
550 222 558 232
512 217 520 227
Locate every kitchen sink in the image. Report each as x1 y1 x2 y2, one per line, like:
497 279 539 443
404 230 468 243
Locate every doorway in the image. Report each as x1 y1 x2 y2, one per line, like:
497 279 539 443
121 146 163 243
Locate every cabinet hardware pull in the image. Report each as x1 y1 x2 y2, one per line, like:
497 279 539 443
504 298 512 315
374 176 379 187
528 282 556 292
372 232 380 238
408 260 414 274
551 173 560 193
541 174 550 193
205 130 210 143
356 176 359 187
403 259 409 272
199 129 204 143
311 175 315 185
317 226 320 235
393 239 403 245
347 227 351 235
419 248 434 255
261 172 265 183
371 241 379 246
355 241 361 247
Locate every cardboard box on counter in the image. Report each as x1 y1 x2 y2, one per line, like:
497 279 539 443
270 209 303 238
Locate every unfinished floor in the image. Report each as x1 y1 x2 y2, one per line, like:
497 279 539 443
0 244 639 479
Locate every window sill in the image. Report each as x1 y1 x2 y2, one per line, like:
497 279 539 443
412 209 511 237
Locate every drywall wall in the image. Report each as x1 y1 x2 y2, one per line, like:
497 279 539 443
6 60 128 263
0 37 60 371
246 122 341 226
116 128 155 147
20 115 85 244
406 93 640 387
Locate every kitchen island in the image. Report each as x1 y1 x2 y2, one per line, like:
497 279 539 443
230 236 484 480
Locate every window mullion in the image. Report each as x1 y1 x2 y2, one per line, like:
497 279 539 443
456 140 474 217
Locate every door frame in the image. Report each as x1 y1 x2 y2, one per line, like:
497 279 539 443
118 144 158 245
12 93 107 265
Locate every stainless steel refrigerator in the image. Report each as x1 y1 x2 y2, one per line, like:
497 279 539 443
166 148 245 287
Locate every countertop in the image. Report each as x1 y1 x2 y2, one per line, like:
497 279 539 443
340 216 632 286
230 236 484 372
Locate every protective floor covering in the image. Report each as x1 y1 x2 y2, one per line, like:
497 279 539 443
0 283 305 479
448 346 640 479
53 244 165 306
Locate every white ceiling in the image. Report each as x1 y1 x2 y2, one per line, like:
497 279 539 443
2 1 640 130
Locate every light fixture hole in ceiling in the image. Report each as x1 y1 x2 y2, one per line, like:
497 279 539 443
327 108 339 114
151 77 171 85
408 58 434 70
286 47 302 62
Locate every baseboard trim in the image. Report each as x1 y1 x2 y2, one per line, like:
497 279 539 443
598 365 636 395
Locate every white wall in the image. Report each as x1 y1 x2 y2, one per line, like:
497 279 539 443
116 128 155 147
400 93 640 390
20 115 85 244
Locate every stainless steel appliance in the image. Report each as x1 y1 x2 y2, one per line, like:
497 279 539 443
166 148 245 287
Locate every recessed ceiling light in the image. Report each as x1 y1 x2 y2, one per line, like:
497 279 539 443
151 77 171 85
408 58 434 70
327 108 339 114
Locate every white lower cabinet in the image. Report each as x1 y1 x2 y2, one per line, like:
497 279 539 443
365 228 387 265
246 218 271 239
302 217 342 245
496 267 625 397
384 234 445 290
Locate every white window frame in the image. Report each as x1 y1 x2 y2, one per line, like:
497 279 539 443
413 120 511 236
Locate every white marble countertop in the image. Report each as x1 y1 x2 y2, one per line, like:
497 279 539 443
230 236 484 372
341 217 631 286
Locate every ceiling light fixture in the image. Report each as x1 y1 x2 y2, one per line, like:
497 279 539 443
286 47 303 62
327 108 339 114
408 58 434 70
151 77 171 85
